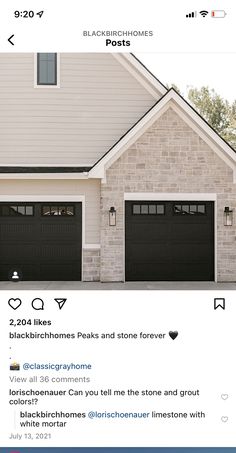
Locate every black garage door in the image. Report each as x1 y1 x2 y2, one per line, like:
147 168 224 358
0 202 82 281
125 201 214 281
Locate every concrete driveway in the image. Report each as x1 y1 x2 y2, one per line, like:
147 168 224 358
0 281 235 290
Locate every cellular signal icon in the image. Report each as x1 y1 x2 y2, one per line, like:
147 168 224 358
186 11 197 18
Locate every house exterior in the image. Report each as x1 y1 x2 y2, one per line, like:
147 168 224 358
0 52 236 282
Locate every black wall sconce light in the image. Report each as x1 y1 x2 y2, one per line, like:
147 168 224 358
109 206 116 226
224 207 233 226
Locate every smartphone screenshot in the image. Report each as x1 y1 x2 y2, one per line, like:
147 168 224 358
0 1 235 452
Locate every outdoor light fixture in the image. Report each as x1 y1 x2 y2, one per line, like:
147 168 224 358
224 207 233 226
109 206 116 226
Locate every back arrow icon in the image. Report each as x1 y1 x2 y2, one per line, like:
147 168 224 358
8 35 14 46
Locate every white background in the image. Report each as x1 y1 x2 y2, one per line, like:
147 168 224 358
0 0 235 52
0 291 235 447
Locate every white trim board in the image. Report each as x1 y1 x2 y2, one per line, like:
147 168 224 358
0 174 89 180
0 164 91 167
0 195 84 201
124 193 217 201
83 244 101 250
113 53 166 99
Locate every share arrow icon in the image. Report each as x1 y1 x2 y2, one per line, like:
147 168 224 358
54 298 67 310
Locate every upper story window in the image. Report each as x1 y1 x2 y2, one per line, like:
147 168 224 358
37 53 57 86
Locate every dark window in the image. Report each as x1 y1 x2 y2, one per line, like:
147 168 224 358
133 205 141 214
0 204 34 216
190 205 197 213
17 206 25 215
149 205 156 214
156 205 165 215
37 53 57 85
25 206 33 216
41 205 75 216
141 204 149 215
198 205 205 214
132 204 165 215
174 204 206 215
182 205 190 214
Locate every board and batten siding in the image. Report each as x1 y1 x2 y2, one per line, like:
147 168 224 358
0 179 100 245
0 53 157 166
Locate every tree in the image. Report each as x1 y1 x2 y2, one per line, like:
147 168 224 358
188 87 230 134
224 103 236 149
166 83 181 94
187 87 236 149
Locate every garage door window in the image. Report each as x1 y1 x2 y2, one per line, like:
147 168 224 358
41 205 75 216
0 205 34 216
132 204 165 215
174 204 206 215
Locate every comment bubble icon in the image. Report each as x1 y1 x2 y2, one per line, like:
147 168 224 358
31 298 44 310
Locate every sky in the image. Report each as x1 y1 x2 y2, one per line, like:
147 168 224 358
137 53 236 103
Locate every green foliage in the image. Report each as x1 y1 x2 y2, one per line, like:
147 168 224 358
166 83 181 94
188 87 230 133
187 87 236 149
165 83 236 149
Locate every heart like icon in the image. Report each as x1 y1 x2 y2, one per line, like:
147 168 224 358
221 394 229 400
221 416 228 423
8 298 22 310
169 331 178 340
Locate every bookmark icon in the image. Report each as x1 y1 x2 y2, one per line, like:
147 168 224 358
214 298 225 310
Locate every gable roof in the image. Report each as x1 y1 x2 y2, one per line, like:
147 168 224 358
89 88 236 181
113 53 167 99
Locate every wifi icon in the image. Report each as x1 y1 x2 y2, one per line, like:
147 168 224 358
199 10 209 17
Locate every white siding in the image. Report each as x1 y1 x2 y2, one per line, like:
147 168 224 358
0 179 100 244
0 53 157 166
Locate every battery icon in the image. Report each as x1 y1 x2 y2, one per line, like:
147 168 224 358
211 10 227 18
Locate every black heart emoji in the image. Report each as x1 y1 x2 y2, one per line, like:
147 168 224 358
169 331 178 340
